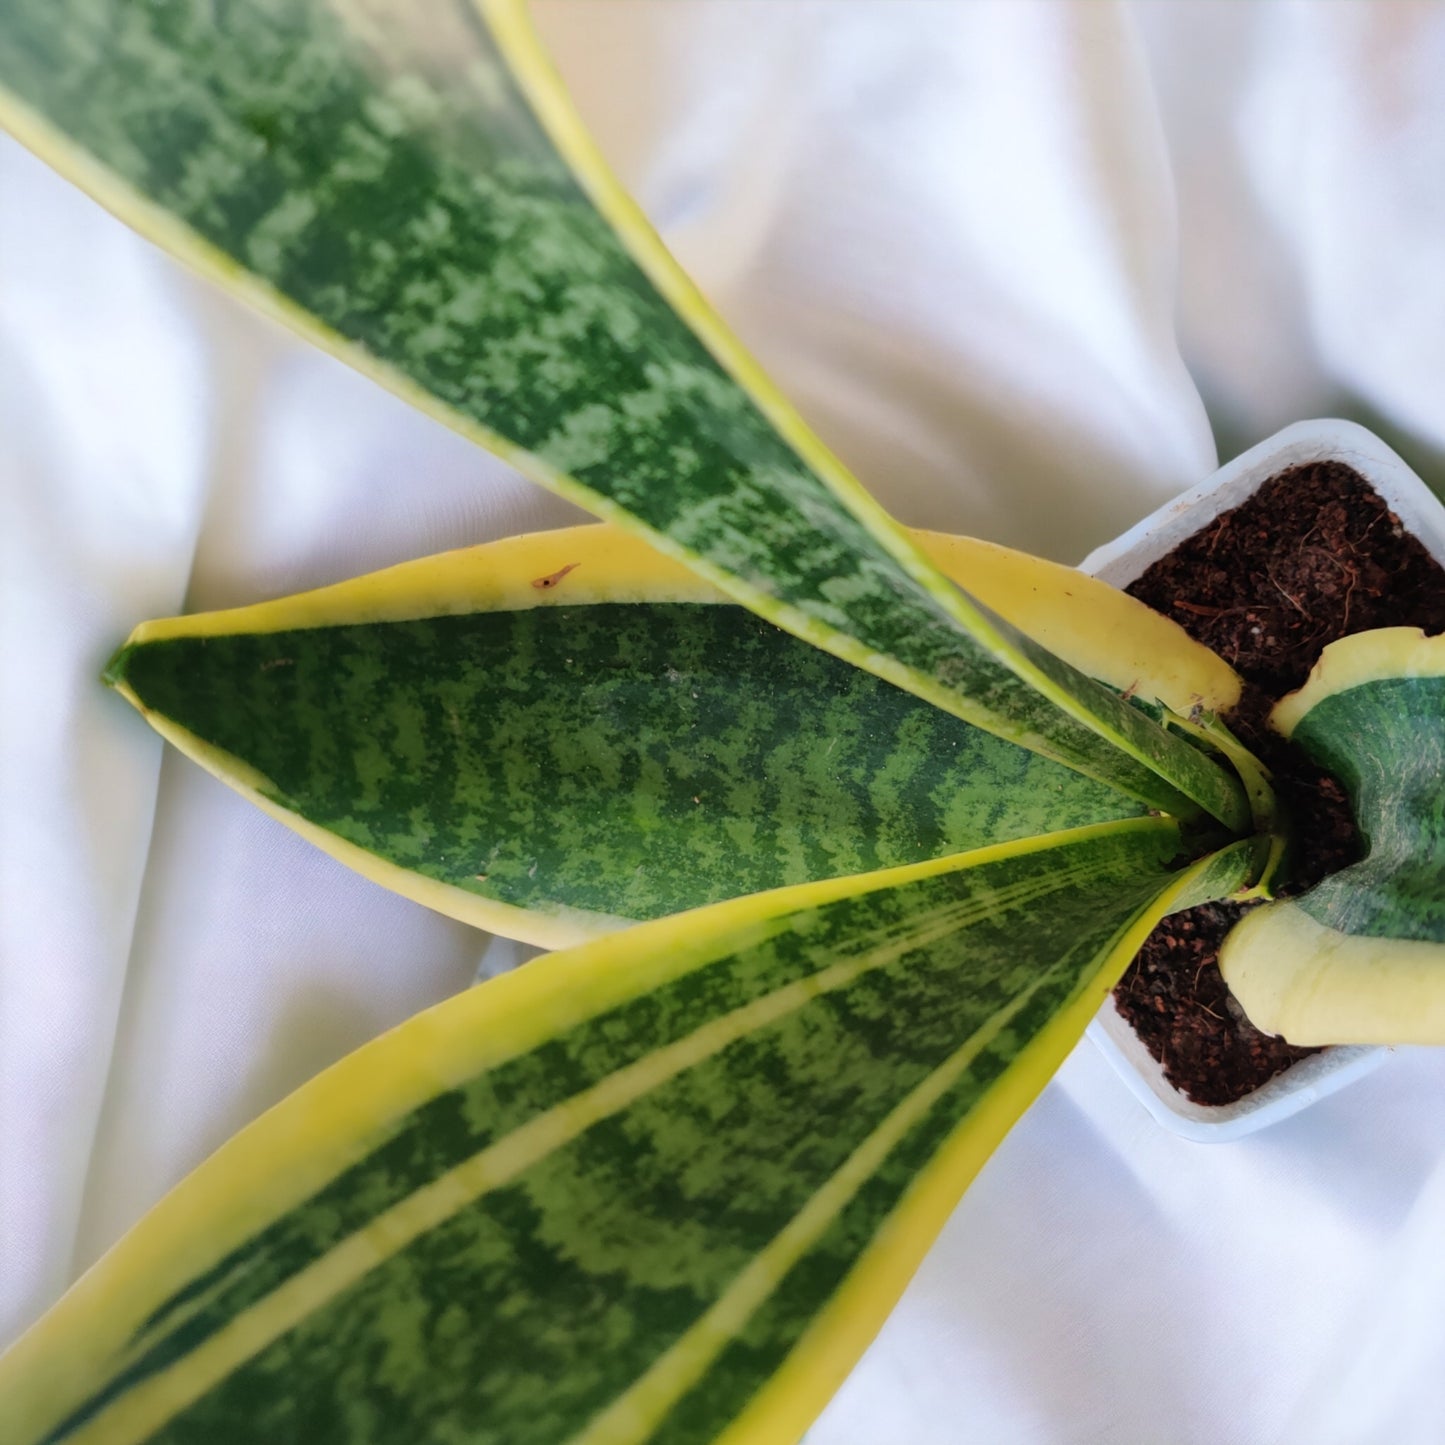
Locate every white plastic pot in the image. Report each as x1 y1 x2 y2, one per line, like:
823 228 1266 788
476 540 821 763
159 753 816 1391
1080 419 1445 1141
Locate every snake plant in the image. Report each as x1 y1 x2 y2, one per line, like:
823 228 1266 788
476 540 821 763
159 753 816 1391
3 3 1442 1442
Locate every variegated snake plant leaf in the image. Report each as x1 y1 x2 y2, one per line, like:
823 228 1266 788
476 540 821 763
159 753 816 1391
1222 630 1445 1045
8 2 1432 1444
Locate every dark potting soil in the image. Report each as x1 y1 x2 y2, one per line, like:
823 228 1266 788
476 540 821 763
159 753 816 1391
1113 460 1445 1106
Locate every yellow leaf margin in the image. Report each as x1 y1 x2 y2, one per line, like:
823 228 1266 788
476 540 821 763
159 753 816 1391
1 819 1252 1445
1222 628 1445 1045
109 524 1240 947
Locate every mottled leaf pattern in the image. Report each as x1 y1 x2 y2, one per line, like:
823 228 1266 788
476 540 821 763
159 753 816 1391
0 0 1246 826
1219 631 1445 1045
1287 673 1445 939
109 601 1145 939
0 822 1251 1445
0 3 1270 1441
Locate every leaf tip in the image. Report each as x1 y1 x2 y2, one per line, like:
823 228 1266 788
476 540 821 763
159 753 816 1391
101 642 136 689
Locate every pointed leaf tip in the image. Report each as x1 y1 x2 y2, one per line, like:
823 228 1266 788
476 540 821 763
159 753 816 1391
101 642 136 690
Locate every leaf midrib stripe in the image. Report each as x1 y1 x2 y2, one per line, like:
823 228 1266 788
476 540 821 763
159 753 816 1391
53 867 1081 1445
78 848 1117 1423
112 874 1070 1359
563 967 1053 1445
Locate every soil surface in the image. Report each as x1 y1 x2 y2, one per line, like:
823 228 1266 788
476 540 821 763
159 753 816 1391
1113 460 1445 1105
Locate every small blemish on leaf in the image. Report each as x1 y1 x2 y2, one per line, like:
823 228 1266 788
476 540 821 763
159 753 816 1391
532 562 580 590
260 657 295 671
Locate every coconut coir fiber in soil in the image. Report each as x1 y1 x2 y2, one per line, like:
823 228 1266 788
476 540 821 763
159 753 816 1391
1115 460 1445 1106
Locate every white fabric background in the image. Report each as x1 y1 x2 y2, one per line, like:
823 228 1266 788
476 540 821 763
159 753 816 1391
3 2 1445 1440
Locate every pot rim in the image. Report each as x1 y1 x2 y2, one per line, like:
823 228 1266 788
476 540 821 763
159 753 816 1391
1079 418 1442 1141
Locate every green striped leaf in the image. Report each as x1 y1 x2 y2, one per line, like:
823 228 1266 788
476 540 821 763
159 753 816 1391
0 821 1254 1445
0 0 1248 830
1222 629 1445 1044
103 525 1163 946
1276 632 1445 942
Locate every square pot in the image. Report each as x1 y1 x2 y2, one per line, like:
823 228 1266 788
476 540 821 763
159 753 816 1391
1079 419 1445 1140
